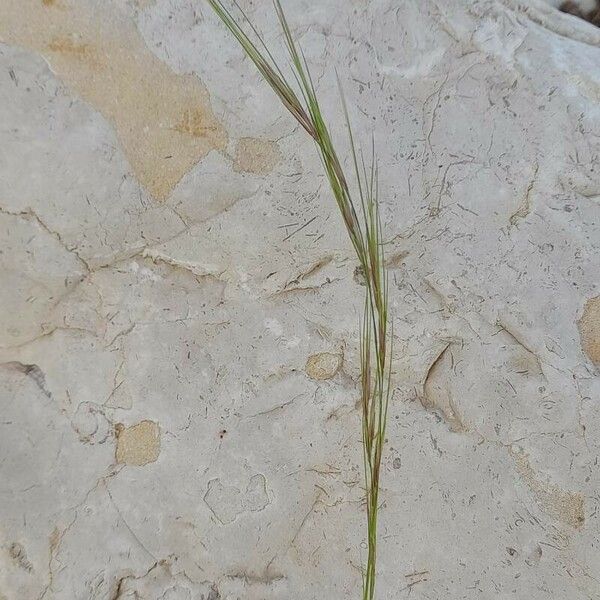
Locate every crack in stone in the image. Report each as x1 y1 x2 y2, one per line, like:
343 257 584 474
0 205 91 272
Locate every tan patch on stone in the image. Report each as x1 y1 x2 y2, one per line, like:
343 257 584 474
512 449 585 529
233 137 281 175
0 0 227 200
115 420 160 466
47 36 97 63
305 352 342 380
578 296 600 366
174 107 222 138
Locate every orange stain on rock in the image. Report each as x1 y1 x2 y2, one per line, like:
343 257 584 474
578 296 600 366
0 0 227 200
234 137 282 175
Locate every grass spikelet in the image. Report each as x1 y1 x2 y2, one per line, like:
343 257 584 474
208 2 393 598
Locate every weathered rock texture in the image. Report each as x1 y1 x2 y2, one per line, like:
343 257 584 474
0 0 599 599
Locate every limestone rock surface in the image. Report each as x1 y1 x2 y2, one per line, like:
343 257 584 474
0 1 599 599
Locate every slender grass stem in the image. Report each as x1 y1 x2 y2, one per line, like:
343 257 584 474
208 2 393 598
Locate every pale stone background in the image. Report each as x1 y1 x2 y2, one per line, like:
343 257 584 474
0 0 599 598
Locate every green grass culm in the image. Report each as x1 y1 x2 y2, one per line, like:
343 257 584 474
208 2 393 598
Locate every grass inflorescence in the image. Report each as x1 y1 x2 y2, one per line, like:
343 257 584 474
208 2 393 598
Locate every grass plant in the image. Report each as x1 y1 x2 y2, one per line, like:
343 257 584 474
208 2 393 598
